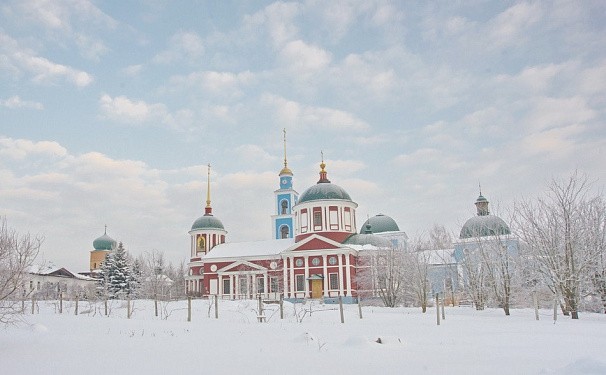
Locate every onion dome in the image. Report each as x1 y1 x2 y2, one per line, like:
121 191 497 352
191 215 225 230
459 193 511 239
360 214 400 234
93 227 116 250
344 223 392 247
298 158 352 203
191 163 225 231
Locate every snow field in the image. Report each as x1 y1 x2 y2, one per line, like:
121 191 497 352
2 299 606 375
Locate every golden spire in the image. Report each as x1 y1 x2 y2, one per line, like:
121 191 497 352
205 163 213 215
279 128 293 176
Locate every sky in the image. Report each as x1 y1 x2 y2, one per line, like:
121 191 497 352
1 0 605 272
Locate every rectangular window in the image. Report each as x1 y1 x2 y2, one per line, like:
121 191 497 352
296 274 305 291
301 209 308 233
329 273 339 290
344 208 351 231
29 281 33 290
313 207 322 230
222 279 231 295
329 206 339 230
37 281 40 290
270 277 279 293
257 277 265 293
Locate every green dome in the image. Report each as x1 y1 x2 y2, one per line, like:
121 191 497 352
191 214 225 230
343 233 392 247
360 214 400 234
459 215 511 239
93 233 116 251
298 183 352 204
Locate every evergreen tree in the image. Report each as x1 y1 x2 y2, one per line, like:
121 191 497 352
108 242 131 297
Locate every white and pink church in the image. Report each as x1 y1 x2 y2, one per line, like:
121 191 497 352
185 135 407 303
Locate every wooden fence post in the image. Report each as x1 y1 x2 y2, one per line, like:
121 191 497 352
435 293 440 326
59 292 63 314
279 294 284 320
441 293 445 320
187 296 192 322
127 297 131 319
358 297 363 319
533 290 539 321
214 295 218 319
75 295 79 315
339 295 344 324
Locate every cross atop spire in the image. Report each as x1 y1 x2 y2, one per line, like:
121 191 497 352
279 128 293 176
318 151 330 183
104 224 107 235
205 163 213 215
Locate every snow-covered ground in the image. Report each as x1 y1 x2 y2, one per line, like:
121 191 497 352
2 299 606 374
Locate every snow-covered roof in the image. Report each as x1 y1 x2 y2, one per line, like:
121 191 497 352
203 238 295 260
27 265 96 281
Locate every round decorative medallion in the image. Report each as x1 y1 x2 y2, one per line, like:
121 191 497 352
199 268 204 275
329 256 337 265
270 261 277 270
295 258 304 267
311 257 320 266
210 265 217 272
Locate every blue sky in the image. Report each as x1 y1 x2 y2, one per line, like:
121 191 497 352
1 0 605 271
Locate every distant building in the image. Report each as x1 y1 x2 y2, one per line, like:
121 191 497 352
25 265 96 298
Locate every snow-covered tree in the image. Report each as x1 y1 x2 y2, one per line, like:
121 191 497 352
0 218 42 325
513 171 602 319
98 242 132 298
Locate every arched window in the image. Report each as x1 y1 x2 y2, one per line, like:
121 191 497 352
281 200 288 214
280 225 290 239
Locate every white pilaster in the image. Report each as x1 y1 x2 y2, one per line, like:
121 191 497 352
337 253 344 296
322 254 328 297
304 255 309 298
345 252 351 296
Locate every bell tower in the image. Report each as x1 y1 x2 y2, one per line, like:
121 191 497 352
272 129 298 239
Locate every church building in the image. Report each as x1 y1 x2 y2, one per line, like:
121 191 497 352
185 132 403 303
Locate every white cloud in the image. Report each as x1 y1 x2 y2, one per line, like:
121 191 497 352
0 137 67 160
0 32 94 87
525 96 595 131
99 94 169 125
0 95 43 110
279 40 332 74
487 2 543 48
262 94 369 132
168 70 255 97
243 2 302 48
153 31 204 64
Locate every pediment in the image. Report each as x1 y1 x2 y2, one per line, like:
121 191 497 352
218 260 266 273
286 234 344 252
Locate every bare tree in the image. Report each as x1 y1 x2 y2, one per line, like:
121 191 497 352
513 171 602 319
356 247 406 307
405 248 432 312
0 218 43 325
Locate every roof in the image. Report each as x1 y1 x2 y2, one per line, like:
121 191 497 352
459 215 511 239
27 265 96 281
343 233 392 247
203 238 295 259
191 214 225 230
93 233 116 250
298 182 352 204
360 214 400 234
